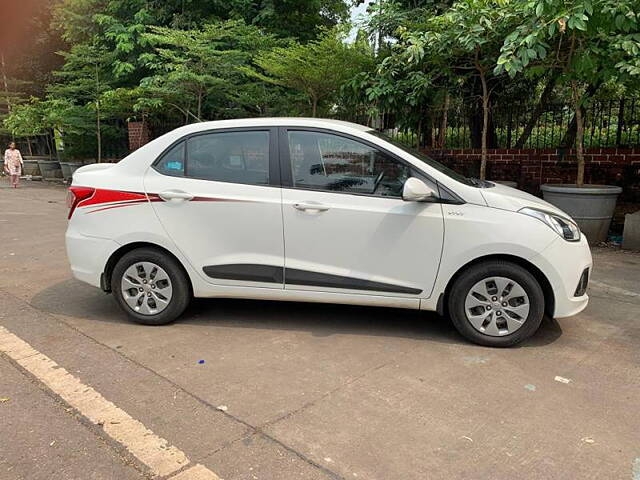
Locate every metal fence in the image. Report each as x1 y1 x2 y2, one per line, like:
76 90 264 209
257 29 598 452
381 97 640 150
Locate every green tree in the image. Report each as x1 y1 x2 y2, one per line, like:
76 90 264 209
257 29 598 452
496 0 640 186
52 0 351 82
401 0 521 179
138 20 284 122
249 29 374 117
47 43 115 162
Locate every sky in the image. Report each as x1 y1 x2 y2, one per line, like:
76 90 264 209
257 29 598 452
348 0 374 42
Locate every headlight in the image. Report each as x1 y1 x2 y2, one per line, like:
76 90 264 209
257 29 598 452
519 207 581 242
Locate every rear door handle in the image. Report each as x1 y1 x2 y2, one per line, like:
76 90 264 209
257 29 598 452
293 201 330 212
159 190 194 202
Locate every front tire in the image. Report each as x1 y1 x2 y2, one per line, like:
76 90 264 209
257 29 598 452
111 248 191 325
447 261 545 347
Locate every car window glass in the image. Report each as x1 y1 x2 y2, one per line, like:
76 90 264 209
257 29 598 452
187 131 269 185
155 141 185 176
288 131 410 197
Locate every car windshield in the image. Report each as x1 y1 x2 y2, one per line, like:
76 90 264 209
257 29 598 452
368 131 477 186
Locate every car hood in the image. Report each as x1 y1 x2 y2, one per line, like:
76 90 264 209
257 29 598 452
480 182 572 219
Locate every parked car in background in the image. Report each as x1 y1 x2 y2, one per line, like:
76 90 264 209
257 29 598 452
65 118 591 347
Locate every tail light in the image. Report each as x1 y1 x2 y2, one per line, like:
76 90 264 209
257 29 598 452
67 186 95 219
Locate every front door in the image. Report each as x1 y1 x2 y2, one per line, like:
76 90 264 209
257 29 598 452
279 128 444 299
144 127 285 289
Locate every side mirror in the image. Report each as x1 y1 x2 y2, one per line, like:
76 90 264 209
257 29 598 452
402 177 437 202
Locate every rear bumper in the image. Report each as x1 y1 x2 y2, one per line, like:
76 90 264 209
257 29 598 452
66 226 119 289
530 235 592 318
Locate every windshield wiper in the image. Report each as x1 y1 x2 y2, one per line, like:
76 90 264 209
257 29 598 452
468 178 493 188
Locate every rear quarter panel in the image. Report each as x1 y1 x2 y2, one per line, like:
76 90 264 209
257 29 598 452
68 161 208 295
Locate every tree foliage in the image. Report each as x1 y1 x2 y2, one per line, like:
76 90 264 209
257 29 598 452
138 20 284 122
4 0 640 169
496 0 640 185
249 29 375 116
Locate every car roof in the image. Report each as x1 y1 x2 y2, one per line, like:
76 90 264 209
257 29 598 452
171 117 373 136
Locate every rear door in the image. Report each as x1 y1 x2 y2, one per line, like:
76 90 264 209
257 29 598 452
279 128 444 300
144 127 285 289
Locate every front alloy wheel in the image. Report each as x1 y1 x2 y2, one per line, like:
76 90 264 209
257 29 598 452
448 261 545 347
464 276 530 336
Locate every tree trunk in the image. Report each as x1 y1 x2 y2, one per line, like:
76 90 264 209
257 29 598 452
478 70 489 181
96 100 102 163
572 81 585 187
47 131 54 159
311 95 318 118
197 88 203 121
437 91 450 148
416 114 422 150
430 114 436 148
515 72 558 148
473 45 491 180
1 52 11 116
560 81 601 148
95 64 102 163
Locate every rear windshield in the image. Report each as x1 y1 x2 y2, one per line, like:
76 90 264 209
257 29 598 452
368 131 475 186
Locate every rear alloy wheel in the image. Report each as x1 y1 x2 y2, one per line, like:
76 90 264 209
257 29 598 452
448 261 544 347
121 262 173 316
112 248 190 325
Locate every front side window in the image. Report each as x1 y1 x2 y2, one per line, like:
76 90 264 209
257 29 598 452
287 131 410 197
187 131 270 185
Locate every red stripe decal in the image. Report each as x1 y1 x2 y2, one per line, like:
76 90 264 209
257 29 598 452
87 203 140 214
79 188 249 214
78 189 148 209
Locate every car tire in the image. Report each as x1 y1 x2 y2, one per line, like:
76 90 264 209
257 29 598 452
111 247 191 326
447 260 545 347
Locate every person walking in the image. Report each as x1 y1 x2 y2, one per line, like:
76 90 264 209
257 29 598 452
4 142 24 188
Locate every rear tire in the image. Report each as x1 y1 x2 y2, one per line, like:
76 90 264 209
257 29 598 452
447 261 544 347
111 248 190 325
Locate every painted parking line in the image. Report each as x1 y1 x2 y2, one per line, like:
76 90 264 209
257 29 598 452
0 326 221 480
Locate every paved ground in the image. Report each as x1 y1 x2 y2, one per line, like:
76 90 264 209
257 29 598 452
1 179 639 480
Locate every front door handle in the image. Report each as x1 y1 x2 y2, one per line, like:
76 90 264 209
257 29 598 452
293 201 330 212
159 190 194 202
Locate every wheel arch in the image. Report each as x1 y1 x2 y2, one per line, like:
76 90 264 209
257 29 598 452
438 254 555 318
102 242 194 295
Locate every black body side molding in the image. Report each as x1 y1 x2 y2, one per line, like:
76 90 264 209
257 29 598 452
203 264 284 284
203 264 422 295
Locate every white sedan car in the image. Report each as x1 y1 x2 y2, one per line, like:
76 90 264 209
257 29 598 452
66 118 591 347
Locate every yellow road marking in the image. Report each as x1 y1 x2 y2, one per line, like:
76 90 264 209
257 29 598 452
0 326 222 479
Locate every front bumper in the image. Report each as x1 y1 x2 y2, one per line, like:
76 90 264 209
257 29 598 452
66 226 120 289
530 235 592 318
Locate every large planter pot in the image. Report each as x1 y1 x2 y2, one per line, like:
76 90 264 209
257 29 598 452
541 184 623 244
37 159 63 180
59 162 72 181
22 159 42 176
67 162 83 180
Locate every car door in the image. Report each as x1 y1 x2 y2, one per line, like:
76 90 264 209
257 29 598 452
279 128 444 300
144 127 285 289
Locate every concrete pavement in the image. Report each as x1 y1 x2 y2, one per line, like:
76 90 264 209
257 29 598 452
1 180 639 479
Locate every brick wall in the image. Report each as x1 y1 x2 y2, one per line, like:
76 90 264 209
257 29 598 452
423 147 640 202
127 121 152 151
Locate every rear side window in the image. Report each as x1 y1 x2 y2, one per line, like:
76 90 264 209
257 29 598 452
155 141 185 177
187 131 269 185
